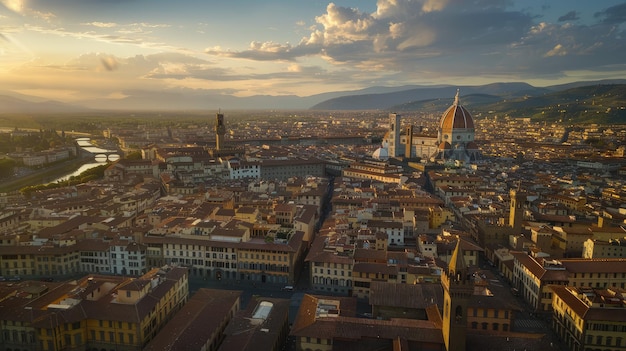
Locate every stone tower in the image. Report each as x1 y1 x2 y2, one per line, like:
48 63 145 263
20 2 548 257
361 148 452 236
388 113 401 158
509 187 526 231
441 238 473 351
215 111 226 150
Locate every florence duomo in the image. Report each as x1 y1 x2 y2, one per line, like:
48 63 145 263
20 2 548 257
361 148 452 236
375 89 482 164
0 1 625 351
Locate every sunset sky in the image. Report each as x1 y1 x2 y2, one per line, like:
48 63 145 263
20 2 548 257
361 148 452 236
1 0 625 106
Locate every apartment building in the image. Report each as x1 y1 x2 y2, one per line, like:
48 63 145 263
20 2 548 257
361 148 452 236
0 244 80 277
551 285 626 351
0 236 150 278
583 238 626 258
512 253 626 312
259 157 326 180
0 266 188 351
143 228 305 285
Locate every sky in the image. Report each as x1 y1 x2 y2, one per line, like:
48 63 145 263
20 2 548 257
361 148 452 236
0 0 625 106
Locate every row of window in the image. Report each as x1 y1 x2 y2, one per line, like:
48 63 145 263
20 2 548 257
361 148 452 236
470 322 508 331
585 335 623 347
314 268 351 277
470 308 509 319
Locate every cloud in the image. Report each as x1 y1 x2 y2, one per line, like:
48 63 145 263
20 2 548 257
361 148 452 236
1 0 54 20
594 2 626 24
0 0 25 13
202 0 626 86
544 44 567 57
558 11 579 22
83 22 118 28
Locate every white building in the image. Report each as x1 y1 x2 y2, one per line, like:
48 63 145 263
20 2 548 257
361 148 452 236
110 239 147 276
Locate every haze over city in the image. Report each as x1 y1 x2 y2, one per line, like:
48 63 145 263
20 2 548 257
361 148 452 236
1 0 625 110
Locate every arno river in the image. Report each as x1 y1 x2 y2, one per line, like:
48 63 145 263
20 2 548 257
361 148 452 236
49 138 120 183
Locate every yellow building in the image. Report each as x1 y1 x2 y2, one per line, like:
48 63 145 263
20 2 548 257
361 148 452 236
0 266 188 351
429 206 455 229
0 244 80 277
551 285 626 351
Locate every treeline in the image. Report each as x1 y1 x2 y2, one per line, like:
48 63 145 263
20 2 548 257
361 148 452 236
0 129 70 154
20 163 110 196
0 159 16 178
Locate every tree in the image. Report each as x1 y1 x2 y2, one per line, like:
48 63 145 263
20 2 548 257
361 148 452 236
0 159 16 178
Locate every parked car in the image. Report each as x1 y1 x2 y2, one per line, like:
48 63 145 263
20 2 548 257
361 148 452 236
281 285 294 291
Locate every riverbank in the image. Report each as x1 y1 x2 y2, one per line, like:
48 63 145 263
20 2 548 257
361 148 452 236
0 155 94 193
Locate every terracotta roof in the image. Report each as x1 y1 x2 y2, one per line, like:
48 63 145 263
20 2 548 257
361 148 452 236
219 297 290 351
353 262 398 275
369 282 443 309
144 289 242 351
561 258 626 273
292 294 443 346
440 103 474 132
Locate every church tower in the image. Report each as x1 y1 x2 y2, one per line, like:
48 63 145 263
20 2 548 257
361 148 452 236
509 186 526 231
388 113 401 158
441 238 473 351
215 111 226 150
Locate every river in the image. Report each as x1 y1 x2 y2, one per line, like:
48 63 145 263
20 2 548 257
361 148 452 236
50 138 120 183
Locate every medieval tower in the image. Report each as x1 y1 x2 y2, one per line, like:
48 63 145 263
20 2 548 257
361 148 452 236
441 238 473 351
509 186 526 231
215 111 226 150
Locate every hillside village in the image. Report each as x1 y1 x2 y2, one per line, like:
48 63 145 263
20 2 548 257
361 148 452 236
0 102 625 351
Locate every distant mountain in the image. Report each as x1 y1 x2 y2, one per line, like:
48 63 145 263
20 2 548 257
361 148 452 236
306 80 625 124
388 83 626 124
1 79 625 117
0 95 90 114
78 85 437 111
309 82 547 110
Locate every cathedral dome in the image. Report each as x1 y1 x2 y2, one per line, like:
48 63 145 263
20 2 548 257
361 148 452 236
439 90 474 133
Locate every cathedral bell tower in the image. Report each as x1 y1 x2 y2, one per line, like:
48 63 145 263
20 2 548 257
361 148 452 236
441 238 473 351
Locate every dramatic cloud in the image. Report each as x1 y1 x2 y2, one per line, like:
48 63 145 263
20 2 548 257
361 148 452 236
204 0 625 84
1 0 625 106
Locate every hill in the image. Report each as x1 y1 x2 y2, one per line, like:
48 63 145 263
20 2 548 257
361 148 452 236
310 80 626 124
390 84 626 124
0 95 90 114
309 82 550 110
